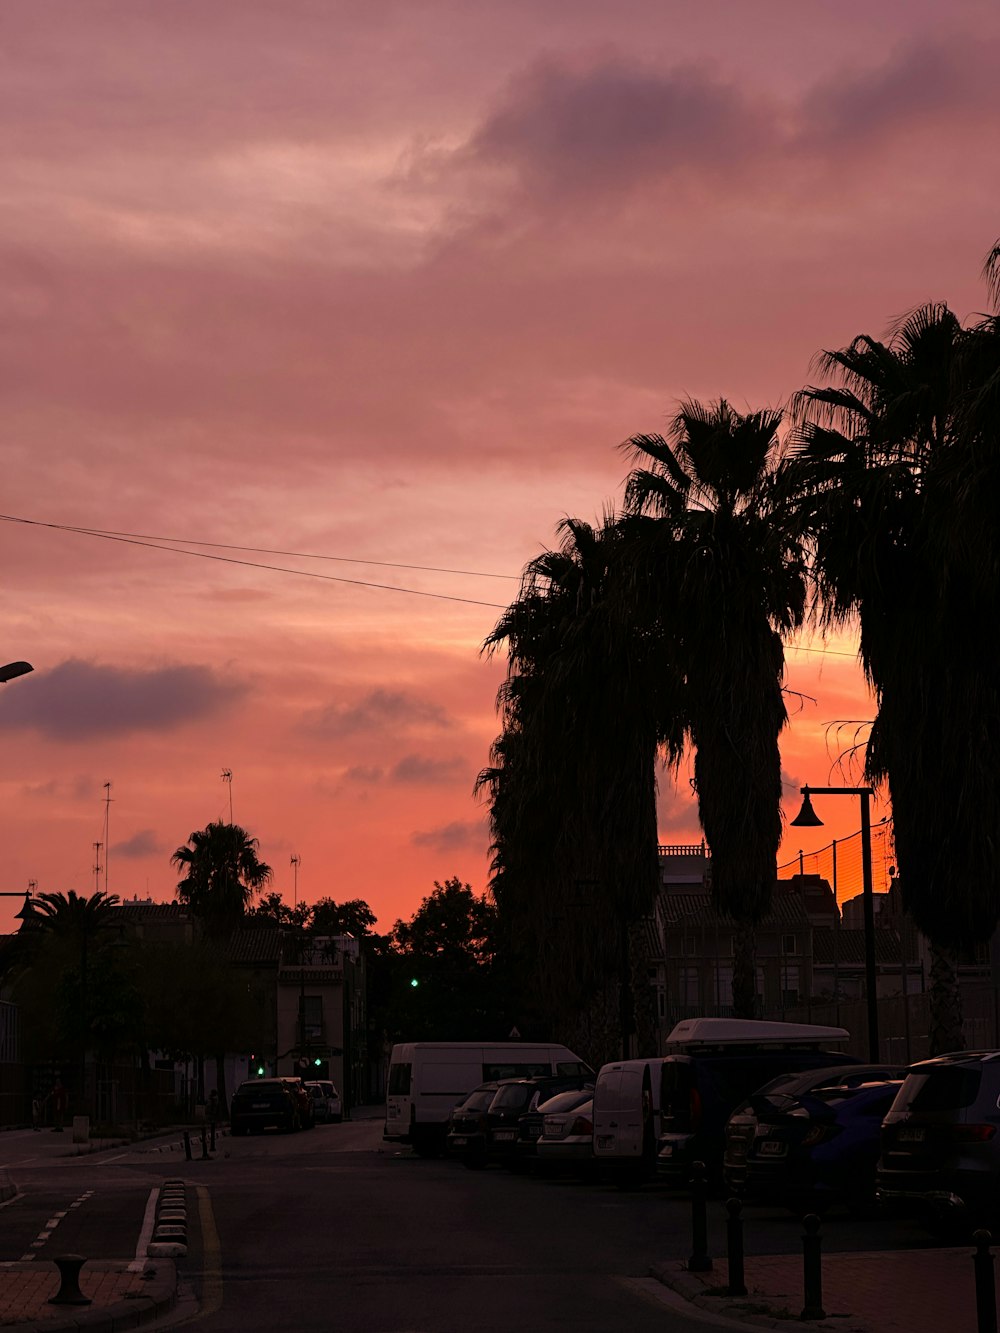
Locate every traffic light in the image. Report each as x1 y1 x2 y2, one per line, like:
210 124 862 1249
410 977 419 988
313 1057 322 1067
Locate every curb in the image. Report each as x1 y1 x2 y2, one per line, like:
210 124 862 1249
648 1261 870 1332
0 1259 176 1333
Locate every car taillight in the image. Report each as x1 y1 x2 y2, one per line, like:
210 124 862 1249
690 1087 703 1132
569 1116 593 1135
951 1124 997 1143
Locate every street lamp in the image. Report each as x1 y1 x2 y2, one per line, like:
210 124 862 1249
0 661 33 684
791 785 879 1060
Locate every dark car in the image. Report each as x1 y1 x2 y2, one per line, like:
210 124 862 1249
878 1051 1000 1231
230 1079 300 1135
724 1066 905 1213
446 1081 500 1168
657 1045 863 1185
485 1076 593 1165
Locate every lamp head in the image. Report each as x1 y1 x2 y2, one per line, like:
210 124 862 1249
790 787 824 828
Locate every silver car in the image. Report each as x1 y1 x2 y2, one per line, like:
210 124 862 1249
536 1091 594 1170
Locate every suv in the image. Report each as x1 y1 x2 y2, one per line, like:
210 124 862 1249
230 1079 301 1135
878 1051 1000 1230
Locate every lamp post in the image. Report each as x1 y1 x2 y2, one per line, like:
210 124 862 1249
791 785 879 1061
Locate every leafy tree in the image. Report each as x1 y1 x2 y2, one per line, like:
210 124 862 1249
310 897 376 938
623 401 807 1016
171 821 273 938
248 890 310 929
791 270 1000 1052
389 878 504 1039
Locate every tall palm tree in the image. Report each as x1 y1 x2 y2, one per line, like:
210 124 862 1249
172 822 273 938
623 400 807 1017
791 281 1000 1053
480 514 682 1060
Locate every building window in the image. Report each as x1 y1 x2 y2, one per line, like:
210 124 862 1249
714 964 733 1008
781 965 800 1006
298 995 323 1042
679 967 699 1006
782 934 797 954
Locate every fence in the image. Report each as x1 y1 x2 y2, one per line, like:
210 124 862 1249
772 985 1000 1064
778 820 896 905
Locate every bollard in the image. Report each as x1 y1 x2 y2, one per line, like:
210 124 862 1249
726 1197 747 1297
973 1230 997 1333
200 1127 209 1160
687 1161 713 1273
210 1121 217 1152
48 1254 92 1306
183 1130 192 1161
800 1213 826 1321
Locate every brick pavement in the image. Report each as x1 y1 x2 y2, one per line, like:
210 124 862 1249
653 1245 988 1331
0 1259 175 1330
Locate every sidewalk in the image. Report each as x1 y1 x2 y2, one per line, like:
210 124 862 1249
0 1259 175 1332
653 1243 988 1331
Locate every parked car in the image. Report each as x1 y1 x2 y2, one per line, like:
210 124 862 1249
654 1019 860 1185
445 1081 500 1168
536 1092 595 1173
280 1077 316 1128
723 1065 906 1213
315 1080 342 1123
485 1075 594 1165
230 1079 301 1135
878 1051 1000 1231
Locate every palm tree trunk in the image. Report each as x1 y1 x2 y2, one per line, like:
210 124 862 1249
732 926 758 1019
928 943 964 1055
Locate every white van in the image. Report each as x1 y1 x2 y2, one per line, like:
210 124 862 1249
384 1041 591 1156
593 1020 851 1183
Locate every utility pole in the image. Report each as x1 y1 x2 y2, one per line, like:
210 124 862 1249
102 782 112 894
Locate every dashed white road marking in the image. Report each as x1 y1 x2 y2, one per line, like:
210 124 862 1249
129 1187 161 1272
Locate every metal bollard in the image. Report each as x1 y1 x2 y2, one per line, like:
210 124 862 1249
48 1254 92 1306
210 1121 217 1152
726 1197 747 1296
200 1127 209 1160
183 1130 192 1161
800 1213 826 1321
973 1230 997 1333
687 1161 713 1273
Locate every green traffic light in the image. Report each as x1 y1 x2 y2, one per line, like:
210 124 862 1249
410 977 419 987
314 1057 322 1066
256 1065 265 1076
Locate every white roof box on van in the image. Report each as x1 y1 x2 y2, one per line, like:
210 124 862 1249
664 1018 850 1050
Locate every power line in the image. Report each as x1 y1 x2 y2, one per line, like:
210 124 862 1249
0 510 862 658
0 513 509 610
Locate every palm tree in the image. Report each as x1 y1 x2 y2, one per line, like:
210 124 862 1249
172 822 273 937
480 514 682 1060
791 279 1000 1053
623 400 807 1017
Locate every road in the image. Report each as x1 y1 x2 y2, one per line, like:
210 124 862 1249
0 1113 941 1330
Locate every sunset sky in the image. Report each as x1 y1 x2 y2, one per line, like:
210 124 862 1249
2 1 997 934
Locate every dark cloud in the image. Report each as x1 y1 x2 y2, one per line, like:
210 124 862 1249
389 754 466 785
411 819 486 851
449 52 771 206
798 36 999 150
343 764 385 784
304 688 452 740
0 659 243 741
115 829 161 859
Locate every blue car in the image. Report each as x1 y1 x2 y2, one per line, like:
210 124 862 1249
723 1065 907 1215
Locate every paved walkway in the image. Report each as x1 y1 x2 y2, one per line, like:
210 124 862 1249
0 1259 175 1331
654 1244 992 1330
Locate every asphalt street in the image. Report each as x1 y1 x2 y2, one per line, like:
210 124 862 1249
0 1115 943 1331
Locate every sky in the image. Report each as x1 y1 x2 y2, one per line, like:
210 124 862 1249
2 1 998 933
